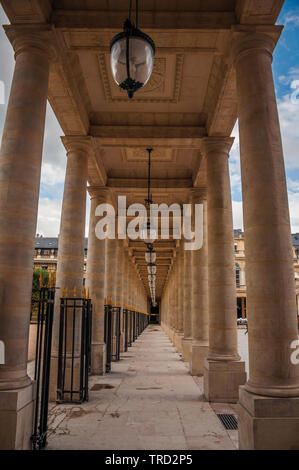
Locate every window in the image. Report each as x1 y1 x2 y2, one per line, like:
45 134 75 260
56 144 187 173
236 264 240 288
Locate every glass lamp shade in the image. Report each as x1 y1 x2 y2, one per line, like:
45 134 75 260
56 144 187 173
147 264 157 275
110 21 155 99
145 249 156 264
141 220 158 244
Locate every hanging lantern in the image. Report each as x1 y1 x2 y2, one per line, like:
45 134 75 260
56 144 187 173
110 1 155 99
145 248 156 264
141 220 158 244
147 263 157 275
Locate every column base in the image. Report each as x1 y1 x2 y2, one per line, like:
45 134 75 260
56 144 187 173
182 337 193 362
204 358 246 403
238 386 299 450
190 341 209 376
91 342 106 375
0 382 35 450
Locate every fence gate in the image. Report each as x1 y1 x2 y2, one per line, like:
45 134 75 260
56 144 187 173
57 297 92 404
104 300 121 373
30 286 55 450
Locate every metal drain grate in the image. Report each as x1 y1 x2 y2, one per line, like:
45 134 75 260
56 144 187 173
217 414 238 430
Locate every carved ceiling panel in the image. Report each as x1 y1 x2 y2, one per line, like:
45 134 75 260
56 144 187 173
97 53 184 104
123 148 176 164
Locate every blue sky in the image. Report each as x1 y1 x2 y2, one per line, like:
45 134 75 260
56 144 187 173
229 0 299 231
0 2 299 235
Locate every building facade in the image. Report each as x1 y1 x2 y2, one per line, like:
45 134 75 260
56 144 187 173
34 231 299 318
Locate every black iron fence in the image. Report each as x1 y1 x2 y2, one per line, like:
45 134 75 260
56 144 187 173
30 286 55 450
56 296 92 404
104 301 149 373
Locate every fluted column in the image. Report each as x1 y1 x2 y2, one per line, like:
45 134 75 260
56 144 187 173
233 32 299 449
190 190 209 375
201 136 246 402
50 137 89 400
0 31 52 449
85 187 110 374
182 249 193 362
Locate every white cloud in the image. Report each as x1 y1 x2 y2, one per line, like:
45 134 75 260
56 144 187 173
278 68 299 86
36 194 91 238
283 11 299 29
36 198 63 237
288 191 299 233
277 94 299 170
229 88 299 233
232 201 244 231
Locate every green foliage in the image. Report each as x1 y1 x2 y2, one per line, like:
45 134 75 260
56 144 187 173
32 268 49 290
31 269 50 320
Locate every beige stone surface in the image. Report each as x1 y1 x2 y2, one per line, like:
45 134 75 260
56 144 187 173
0 383 35 450
234 31 299 399
86 188 109 375
50 138 88 400
46 326 236 450
238 387 299 450
190 342 209 376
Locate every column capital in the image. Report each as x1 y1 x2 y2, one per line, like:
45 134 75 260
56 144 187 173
200 136 234 157
191 187 207 203
87 186 111 203
232 32 276 66
61 136 92 157
4 25 57 62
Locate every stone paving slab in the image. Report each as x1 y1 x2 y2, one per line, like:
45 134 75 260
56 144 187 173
47 326 240 450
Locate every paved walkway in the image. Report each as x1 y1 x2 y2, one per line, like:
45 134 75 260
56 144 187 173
47 325 240 450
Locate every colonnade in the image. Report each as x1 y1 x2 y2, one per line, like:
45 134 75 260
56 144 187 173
160 33 299 449
0 29 298 450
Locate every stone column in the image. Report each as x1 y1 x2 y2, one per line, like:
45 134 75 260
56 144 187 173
50 137 89 400
173 258 180 350
85 187 110 375
190 190 209 375
182 249 193 362
0 31 51 449
115 242 125 352
176 246 184 353
233 32 299 449
201 136 246 402
105 237 118 303
168 268 174 340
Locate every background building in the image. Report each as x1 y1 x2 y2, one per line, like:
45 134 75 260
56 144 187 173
34 230 299 318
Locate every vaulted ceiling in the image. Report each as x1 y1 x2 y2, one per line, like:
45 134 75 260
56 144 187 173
2 0 284 299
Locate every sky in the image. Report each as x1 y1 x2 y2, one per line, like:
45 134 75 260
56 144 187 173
0 1 299 236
